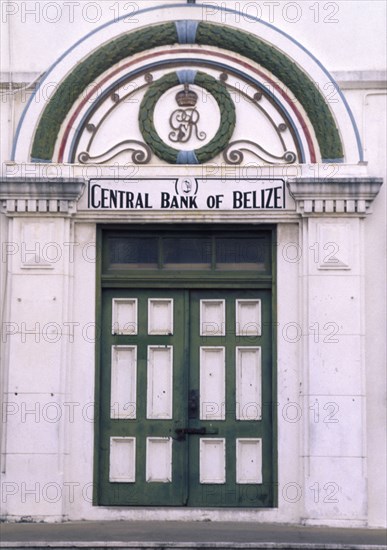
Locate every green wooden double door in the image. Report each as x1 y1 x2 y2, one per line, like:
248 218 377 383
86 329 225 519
97 288 275 507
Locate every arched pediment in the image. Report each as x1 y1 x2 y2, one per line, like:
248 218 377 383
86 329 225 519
12 4 362 165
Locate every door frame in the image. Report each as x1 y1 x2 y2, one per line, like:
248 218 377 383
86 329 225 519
93 223 278 507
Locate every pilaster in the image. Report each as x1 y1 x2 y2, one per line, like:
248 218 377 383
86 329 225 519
288 177 382 526
0 178 85 519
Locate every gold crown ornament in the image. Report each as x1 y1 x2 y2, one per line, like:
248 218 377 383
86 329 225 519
175 83 198 107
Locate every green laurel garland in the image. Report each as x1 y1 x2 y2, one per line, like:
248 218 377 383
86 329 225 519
31 23 177 161
196 23 343 160
138 72 236 164
30 21 344 162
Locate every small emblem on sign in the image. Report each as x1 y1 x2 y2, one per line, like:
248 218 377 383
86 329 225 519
175 177 198 196
182 179 192 193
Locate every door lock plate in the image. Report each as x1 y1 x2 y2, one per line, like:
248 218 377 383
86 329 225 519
175 427 219 441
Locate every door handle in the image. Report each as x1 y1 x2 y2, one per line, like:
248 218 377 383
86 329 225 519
175 427 219 440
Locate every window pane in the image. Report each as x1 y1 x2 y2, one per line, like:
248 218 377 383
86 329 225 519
163 237 212 269
108 237 158 269
216 238 268 271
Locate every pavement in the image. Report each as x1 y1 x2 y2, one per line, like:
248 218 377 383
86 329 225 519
0 520 386 550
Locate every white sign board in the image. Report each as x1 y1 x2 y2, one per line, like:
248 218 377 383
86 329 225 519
88 178 286 211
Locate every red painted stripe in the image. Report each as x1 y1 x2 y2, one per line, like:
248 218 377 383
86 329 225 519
58 47 316 163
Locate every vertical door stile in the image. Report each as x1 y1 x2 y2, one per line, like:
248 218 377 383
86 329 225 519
187 290 199 500
226 295 237 490
182 289 190 505
136 292 147 490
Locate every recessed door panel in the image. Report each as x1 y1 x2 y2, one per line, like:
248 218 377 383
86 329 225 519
109 437 136 483
146 437 173 482
200 439 226 484
236 438 263 484
236 347 262 421
200 347 225 421
146 346 173 419
110 346 137 420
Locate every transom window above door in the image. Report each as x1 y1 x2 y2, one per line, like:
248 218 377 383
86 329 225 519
102 228 272 276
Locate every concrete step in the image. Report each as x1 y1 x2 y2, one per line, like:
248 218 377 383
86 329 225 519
1 521 386 550
1 542 386 550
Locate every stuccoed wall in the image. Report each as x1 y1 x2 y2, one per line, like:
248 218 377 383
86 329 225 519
1 1 386 76
0 0 385 527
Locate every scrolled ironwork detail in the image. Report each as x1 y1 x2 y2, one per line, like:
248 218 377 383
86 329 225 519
77 141 151 165
78 152 90 163
283 151 297 163
224 148 244 165
223 140 297 165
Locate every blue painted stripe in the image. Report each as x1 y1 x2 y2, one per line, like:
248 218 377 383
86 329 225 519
175 20 198 44
177 150 199 164
30 157 51 163
177 70 197 84
322 158 344 163
68 59 306 164
12 2 362 162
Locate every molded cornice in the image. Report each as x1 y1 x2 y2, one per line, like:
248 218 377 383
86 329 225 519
287 178 383 216
0 178 85 214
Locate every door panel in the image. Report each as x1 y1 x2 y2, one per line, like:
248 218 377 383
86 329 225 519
98 289 188 506
97 288 274 507
186 290 273 507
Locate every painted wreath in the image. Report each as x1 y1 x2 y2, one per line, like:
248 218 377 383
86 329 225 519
138 71 236 164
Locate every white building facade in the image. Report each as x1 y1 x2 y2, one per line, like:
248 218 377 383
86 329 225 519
0 0 385 527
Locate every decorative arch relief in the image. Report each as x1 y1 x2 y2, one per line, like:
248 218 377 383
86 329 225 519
65 60 308 167
13 12 356 164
